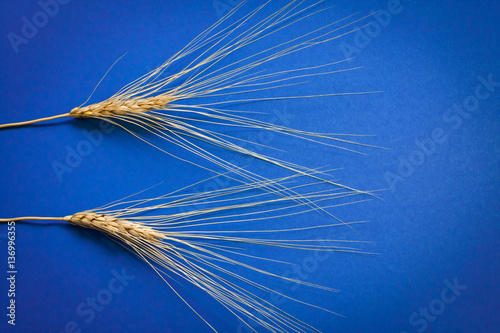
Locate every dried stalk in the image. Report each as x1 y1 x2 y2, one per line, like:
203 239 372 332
0 174 375 332
0 1 382 189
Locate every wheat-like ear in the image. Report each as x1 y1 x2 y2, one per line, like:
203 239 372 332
0 1 383 190
62 212 164 243
0 174 376 332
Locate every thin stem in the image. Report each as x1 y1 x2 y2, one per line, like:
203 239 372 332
0 217 63 222
0 113 70 129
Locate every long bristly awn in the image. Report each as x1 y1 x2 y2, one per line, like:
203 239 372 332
0 1 383 190
0 172 377 332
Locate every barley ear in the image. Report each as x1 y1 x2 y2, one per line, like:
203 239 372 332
69 96 174 118
63 213 164 243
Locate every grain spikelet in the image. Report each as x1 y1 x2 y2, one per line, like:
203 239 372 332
0 1 382 188
0 173 375 332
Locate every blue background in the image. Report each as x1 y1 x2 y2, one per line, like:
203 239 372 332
0 0 499 332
